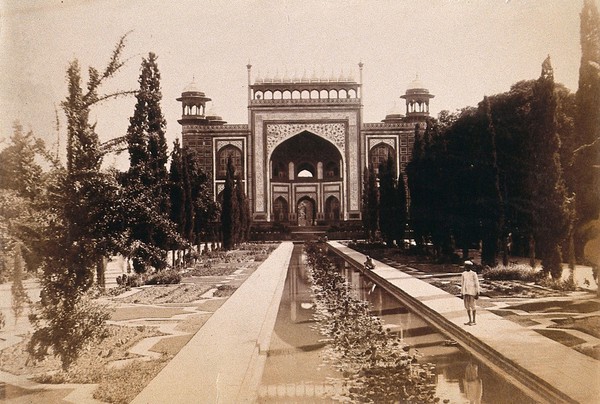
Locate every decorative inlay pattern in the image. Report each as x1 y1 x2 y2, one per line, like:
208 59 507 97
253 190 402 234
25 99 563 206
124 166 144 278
265 123 346 157
296 185 318 193
216 139 243 151
369 137 396 150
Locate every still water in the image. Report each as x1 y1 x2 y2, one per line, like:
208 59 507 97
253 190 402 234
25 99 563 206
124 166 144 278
258 244 535 403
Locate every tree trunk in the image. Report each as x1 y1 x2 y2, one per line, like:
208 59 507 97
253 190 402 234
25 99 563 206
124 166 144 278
96 256 106 290
529 235 536 269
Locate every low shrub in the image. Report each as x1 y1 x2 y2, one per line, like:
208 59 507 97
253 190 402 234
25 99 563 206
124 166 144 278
145 269 182 285
213 284 237 298
482 263 540 282
538 274 577 291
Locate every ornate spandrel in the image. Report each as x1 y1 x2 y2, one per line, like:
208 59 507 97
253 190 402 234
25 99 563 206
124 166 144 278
216 139 243 151
265 123 346 157
368 137 396 150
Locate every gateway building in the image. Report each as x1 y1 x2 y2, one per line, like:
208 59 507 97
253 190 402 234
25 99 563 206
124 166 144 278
178 64 433 227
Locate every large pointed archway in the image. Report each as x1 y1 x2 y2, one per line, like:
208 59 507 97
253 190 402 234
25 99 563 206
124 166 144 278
269 131 343 225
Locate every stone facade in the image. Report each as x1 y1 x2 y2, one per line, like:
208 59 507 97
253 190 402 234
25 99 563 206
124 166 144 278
178 67 433 225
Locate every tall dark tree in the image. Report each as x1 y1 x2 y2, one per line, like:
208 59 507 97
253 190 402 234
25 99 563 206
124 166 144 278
406 124 427 251
527 56 571 278
378 154 397 246
418 118 453 257
571 0 600 261
122 52 174 272
221 157 237 250
361 165 378 241
181 147 195 255
477 97 503 266
184 148 219 250
445 108 481 259
169 139 186 267
235 173 251 243
395 171 408 247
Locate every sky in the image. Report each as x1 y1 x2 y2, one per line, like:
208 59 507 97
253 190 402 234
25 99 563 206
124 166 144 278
0 0 585 169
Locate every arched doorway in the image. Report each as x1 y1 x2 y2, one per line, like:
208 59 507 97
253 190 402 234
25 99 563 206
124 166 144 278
325 196 340 222
270 131 343 225
273 196 289 222
297 197 315 227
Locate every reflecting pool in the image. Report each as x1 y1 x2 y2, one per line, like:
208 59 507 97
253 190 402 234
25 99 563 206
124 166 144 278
258 244 535 403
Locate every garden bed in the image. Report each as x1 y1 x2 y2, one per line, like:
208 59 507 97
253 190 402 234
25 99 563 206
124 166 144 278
0 324 162 380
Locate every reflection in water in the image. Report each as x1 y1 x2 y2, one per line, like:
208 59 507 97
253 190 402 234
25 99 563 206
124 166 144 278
463 362 483 404
258 245 534 403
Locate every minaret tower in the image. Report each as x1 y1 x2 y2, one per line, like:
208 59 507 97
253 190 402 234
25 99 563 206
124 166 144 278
401 75 434 123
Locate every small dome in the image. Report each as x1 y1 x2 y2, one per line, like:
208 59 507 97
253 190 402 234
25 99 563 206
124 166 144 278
206 103 226 125
407 74 426 91
386 101 403 116
183 78 202 93
382 102 404 123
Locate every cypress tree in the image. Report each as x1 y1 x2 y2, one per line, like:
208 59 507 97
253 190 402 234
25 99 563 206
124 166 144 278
361 166 371 239
445 109 479 260
184 148 218 250
477 97 503 266
527 56 571 278
169 139 185 267
182 147 195 257
406 124 427 251
367 166 379 240
571 0 600 260
378 154 397 246
395 171 408 247
221 157 237 250
122 52 173 272
235 173 250 243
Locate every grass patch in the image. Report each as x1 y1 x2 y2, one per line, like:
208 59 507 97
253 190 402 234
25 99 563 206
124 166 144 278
93 357 170 404
0 325 161 380
482 264 540 282
150 334 193 356
116 284 213 304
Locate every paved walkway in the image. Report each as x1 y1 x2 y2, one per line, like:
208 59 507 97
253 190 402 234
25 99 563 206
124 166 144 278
328 241 600 404
131 242 294 404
